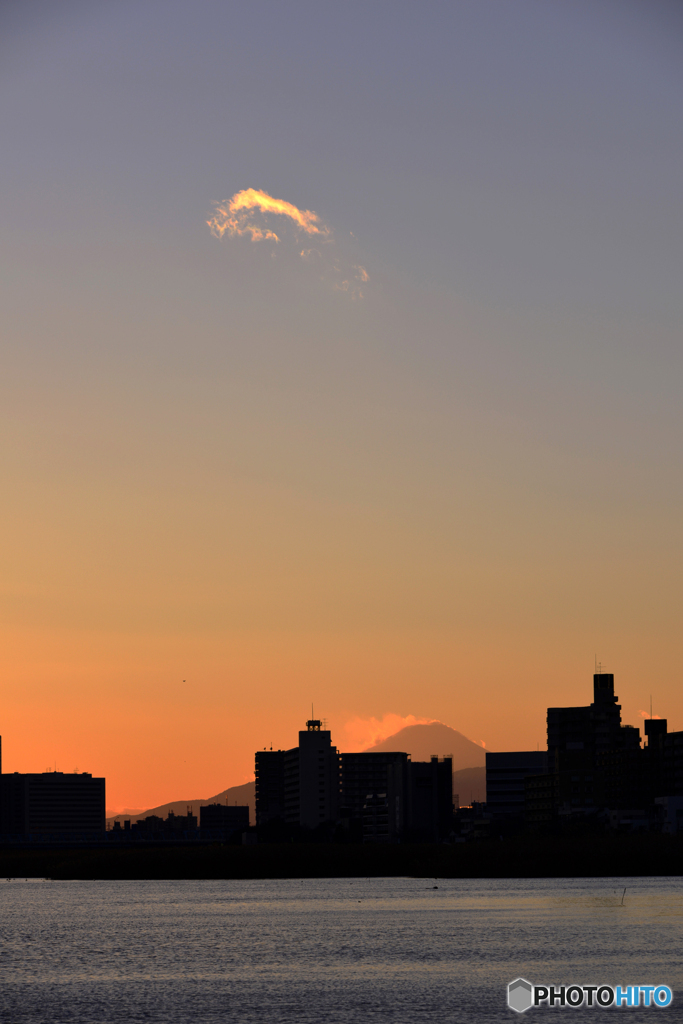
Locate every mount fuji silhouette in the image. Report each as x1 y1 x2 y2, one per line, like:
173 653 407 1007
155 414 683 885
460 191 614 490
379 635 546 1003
364 722 487 803
364 721 486 770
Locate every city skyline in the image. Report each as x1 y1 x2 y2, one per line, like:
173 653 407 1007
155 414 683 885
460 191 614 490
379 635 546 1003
1 2 682 811
2 664 677 812
1 669 677 818
3 668 677 832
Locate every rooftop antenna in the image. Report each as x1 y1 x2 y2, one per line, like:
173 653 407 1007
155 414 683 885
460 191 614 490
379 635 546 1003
650 695 652 719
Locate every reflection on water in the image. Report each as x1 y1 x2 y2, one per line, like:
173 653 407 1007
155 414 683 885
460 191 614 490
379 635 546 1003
0 876 680 1022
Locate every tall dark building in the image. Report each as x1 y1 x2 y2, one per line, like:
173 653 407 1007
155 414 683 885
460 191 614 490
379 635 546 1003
0 771 105 836
643 718 683 800
547 673 640 767
255 749 286 826
547 673 642 813
406 756 453 842
269 720 340 830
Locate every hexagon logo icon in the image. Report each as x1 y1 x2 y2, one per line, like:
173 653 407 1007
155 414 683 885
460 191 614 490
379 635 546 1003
508 978 533 1013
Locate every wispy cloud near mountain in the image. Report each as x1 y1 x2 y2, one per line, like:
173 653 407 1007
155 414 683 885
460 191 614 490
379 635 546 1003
342 713 438 751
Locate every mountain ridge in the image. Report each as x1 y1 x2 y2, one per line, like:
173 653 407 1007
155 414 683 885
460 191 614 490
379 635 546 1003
107 723 487 825
106 780 255 828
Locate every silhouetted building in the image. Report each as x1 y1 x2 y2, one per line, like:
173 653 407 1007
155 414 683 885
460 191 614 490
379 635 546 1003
643 717 683 800
453 800 492 841
406 756 453 842
255 724 453 841
128 810 197 837
339 752 454 842
547 674 640 769
200 803 249 831
524 771 559 830
606 807 650 832
255 749 286 826
165 810 197 831
654 795 683 834
524 677 683 831
131 814 164 831
486 751 548 819
340 751 408 839
546 673 643 819
362 793 393 842
283 720 340 829
497 674 681 832
0 771 105 836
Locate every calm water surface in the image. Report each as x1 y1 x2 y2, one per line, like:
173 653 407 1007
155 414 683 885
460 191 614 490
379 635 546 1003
0 876 681 1022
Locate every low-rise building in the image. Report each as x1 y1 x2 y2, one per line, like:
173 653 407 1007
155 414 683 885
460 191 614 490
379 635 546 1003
486 751 548 820
200 803 249 832
0 771 105 836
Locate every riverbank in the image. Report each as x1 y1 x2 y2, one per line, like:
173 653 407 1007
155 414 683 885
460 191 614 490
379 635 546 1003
0 834 681 879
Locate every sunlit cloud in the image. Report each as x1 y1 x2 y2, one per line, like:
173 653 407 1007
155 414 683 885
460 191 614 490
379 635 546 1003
342 713 438 752
639 710 662 719
207 188 329 242
207 187 369 298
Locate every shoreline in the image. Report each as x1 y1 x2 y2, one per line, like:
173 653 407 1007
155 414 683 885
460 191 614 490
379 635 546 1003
0 834 681 880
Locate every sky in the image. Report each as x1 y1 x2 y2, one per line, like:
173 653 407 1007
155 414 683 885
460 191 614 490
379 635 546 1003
1 0 682 811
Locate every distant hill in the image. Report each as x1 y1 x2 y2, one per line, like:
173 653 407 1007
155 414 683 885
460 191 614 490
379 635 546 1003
106 781 255 829
364 722 486 771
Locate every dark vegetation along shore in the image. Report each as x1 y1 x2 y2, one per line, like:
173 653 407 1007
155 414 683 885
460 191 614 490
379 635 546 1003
1 835 682 881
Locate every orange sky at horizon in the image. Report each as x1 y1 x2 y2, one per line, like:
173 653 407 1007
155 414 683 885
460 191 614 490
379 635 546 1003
2 614 681 812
